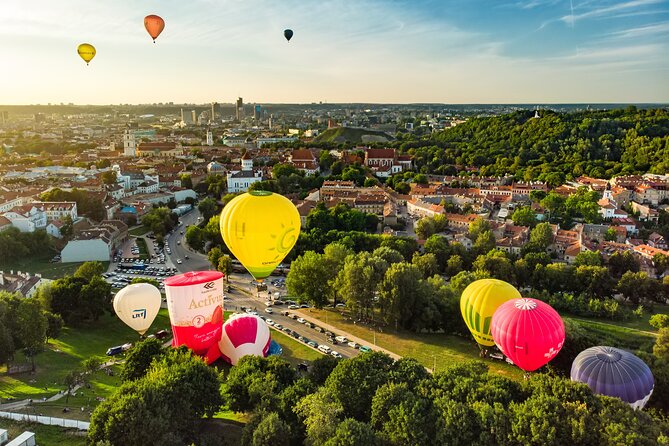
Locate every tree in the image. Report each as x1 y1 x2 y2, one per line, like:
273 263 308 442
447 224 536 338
473 230 496 255
511 206 538 227
473 250 515 283
121 338 165 382
469 218 491 241
650 314 669 330
44 311 63 342
296 388 344 446
424 235 450 270
73 261 105 281
371 246 404 266
574 251 603 267
198 197 218 222
325 419 378 446
185 225 205 251
446 255 464 277
608 251 639 278
63 370 83 403
604 227 617 242
207 246 224 270
412 253 439 279
0 322 14 367
415 218 437 240
574 265 614 298
654 328 669 361
617 271 659 304
334 253 387 319
286 251 331 308
378 262 423 328
250 412 290 446
529 222 554 251
217 255 232 279
179 174 193 189
100 170 117 185
16 299 47 371
653 253 669 276
82 356 103 375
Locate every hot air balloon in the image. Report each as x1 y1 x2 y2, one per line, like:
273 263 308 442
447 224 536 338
144 15 165 42
571 346 654 409
164 271 225 363
113 283 161 336
460 279 521 346
218 313 271 365
284 29 294 42
77 43 96 65
491 298 565 372
219 191 300 281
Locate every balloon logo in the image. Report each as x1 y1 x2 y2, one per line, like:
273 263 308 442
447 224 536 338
284 29 294 42
113 283 161 335
144 15 165 42
491 298 565 372
218 314 271 365
77 43 96 66
460 279 521 346
571 346 654 409
219 191 301 281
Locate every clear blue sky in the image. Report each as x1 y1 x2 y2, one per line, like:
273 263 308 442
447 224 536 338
1 0 667 104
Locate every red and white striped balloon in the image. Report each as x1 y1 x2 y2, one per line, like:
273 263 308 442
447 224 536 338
491 298 565 372
218 313 271 365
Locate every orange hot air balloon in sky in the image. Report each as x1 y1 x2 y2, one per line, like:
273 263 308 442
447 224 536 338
144 15 165 42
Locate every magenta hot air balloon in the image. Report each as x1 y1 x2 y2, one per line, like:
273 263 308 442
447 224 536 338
491 298 565 372
218 313 271 365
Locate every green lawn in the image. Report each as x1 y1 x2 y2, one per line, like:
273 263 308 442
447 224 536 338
300 309 524 380
0 310 172 402
128 226 149 237
269 329 323 366
565 317 657 352
0 255 108 280
0 419 86 446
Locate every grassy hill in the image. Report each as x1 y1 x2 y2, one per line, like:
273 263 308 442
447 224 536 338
315 126 395 144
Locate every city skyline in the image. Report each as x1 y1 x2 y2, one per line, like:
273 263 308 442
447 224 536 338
1 0 668 104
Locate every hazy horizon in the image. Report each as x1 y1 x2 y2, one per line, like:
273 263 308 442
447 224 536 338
2 0 668 104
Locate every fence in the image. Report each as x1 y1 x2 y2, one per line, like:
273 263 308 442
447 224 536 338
0 411 89 431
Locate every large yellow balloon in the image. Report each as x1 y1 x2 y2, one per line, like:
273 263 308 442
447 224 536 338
77 43 96 65
460 279 521 346
219 191 300 281
113 283 162 335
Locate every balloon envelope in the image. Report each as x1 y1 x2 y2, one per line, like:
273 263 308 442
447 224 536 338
491 298 565 372
218 313 271 365
77 43 96 65
219 191 300 281
144 15 165 41
460 279 521 346
113 283 161 335
571 346 654 409
284 29 293 41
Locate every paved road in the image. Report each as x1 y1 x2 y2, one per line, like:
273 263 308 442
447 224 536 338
166 209 209 273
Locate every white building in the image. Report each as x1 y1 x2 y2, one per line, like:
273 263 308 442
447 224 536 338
123 129 136 157
2 205 47 232
46 220 65 238
206 131 214 146
173 189 197 203
207 161 226 175
227 152 263 193
32 201 77 220
61 238 110 262
137 180 159 194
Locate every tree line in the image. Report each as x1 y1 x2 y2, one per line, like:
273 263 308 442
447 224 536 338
87 340 669 446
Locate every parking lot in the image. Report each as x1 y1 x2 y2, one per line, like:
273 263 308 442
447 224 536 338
103 265 179 291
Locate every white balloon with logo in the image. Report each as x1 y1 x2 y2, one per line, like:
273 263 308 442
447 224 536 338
113 283 162 335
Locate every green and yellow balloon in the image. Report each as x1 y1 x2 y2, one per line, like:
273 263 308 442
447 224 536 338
219 191 300 281
460 278 521 346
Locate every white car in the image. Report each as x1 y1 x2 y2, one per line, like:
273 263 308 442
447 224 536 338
335 336 348 344
297 318 306 324
330 351 343 359
265 307 274 314
347 341 359 349
265 319 274 326
318 345 332 354
176 259 182 264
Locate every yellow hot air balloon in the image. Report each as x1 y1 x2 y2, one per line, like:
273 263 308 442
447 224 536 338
219 191 300 281
77 43 96 65
460 278 521 346
113 283 162 335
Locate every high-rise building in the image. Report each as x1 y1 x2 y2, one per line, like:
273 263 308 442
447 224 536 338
191 110 197 125
0 111 8 125
236 97 244 121
254 104 262 120
206 130 213 146
211 102 218 123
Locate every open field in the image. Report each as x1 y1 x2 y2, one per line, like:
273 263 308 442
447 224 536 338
0 310 172 402
0 255 108 280
0 419 87 446
300 308 524 380
269 329 323 365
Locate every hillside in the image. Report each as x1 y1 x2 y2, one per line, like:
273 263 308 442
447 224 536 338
316 126 396 144
410 108 669 181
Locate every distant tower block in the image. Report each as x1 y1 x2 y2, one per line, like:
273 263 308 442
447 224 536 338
533 110 540 119
123 129 136 157
206 131 214 146
236 97 244 121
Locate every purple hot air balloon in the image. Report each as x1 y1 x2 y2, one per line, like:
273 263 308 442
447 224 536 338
570 346 654 409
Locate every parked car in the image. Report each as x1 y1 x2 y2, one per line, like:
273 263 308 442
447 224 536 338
347 341 359 349
154 330 169 339
106 346 124 356
265 307 274 314
265 319 274 326
359 346 372 353
330 351 343 359
297 318 306 324
335 336 348 343
307 341 318 348
274 324 283 330
318 345 332 354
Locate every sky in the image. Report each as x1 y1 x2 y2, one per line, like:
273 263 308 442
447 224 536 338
0 0 668 104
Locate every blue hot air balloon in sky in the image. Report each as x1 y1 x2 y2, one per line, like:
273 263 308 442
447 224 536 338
571 346 654 409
